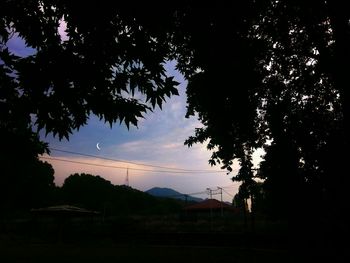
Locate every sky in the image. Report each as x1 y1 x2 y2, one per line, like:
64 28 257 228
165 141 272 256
39 61 241 203
6 29 265 203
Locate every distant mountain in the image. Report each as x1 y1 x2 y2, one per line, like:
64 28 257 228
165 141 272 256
146 187 203 202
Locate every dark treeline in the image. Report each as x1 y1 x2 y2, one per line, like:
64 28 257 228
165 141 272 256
58 173 185 216
1 172 185 217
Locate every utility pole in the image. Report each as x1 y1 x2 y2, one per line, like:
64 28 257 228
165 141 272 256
217 187 223 217
206 188 213 223
206 188 213 199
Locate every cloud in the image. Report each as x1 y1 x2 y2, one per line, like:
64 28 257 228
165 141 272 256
170 101 183 112
162 143 182 150
115 140 149 152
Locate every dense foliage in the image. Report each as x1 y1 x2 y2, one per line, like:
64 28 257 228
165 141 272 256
0 1 179 213
177 2 349 224
1 1 349 230
60 173 184 216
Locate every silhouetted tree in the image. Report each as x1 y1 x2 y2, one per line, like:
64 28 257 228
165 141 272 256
0 136 55 212
62 173 114 211
180 1 349 227
1 1 179 140
2 2 350 241
61 173 183 215
1 1 179 212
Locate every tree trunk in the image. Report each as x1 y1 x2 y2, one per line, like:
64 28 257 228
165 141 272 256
250 195 255 232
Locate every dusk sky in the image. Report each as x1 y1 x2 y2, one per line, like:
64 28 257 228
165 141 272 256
39 61 241 202
8 31 264 203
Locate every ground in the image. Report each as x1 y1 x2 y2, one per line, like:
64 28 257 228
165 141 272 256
1 243 286 263
0 215 290 262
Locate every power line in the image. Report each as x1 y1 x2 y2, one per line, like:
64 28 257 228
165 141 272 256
153 186 237 200
220 185 238 189
166 191 208 198
40 156 226 174
49 147 229 173
222 188 235 198
42 156 237 199
187 191 208 196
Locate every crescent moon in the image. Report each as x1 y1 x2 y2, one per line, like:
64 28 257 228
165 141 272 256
96 143 101 150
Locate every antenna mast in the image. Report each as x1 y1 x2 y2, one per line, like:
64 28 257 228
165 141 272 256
125 168 129 187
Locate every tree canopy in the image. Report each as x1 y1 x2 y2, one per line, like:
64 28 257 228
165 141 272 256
1 1 179 211
1 1 180 141
178 1 350 223
61 173 184 215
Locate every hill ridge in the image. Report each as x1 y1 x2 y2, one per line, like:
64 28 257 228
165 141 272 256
146 187 203 202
